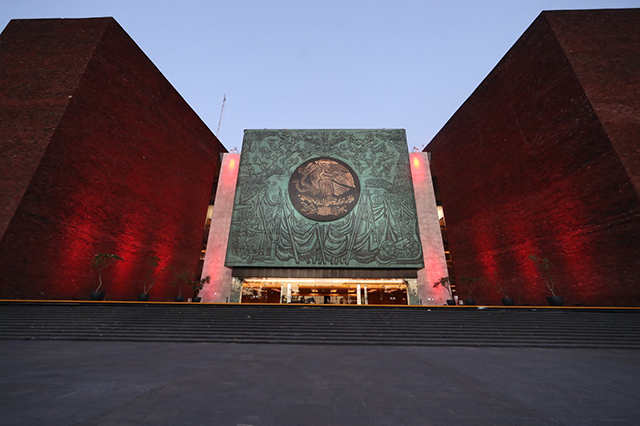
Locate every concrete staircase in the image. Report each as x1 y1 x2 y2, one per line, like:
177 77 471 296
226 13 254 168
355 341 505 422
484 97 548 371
0 301 638 348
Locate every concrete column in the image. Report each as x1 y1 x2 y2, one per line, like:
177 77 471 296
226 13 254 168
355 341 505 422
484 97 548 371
410 152 450 305
200 153 240 303
357 284 362 305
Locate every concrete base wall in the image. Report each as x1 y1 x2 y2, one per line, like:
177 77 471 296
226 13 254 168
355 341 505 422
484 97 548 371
200 153 240 303
411 153 449 305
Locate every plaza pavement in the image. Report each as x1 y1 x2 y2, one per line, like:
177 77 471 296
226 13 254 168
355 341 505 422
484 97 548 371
0 340 639 425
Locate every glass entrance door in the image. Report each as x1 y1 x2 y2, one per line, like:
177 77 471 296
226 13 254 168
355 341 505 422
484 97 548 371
240 279 408 305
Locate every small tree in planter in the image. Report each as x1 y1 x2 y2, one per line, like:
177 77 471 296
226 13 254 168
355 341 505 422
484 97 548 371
139 255 161 301
191 276 210 303
483 275 514 306
90 253 124 300
171 270 192 302
433 276 455 305
528 255 562 306
459 275 481 305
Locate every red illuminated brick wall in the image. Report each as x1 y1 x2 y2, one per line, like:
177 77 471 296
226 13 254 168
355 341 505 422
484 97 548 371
0 19 102 244
547 11 640 196
426 9 640 306
0 18 226 300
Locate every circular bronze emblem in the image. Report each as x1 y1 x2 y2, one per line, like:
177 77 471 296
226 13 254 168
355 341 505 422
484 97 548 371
288 157 360 221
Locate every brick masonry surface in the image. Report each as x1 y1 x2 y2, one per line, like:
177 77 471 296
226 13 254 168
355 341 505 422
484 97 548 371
426 10 640 306
0 18 226 300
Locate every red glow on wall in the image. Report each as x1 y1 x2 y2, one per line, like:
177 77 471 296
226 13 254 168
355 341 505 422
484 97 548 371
411 154 421 169
224 154 240 181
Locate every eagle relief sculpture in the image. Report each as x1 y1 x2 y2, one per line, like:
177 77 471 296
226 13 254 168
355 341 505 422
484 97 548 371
288 157 360 221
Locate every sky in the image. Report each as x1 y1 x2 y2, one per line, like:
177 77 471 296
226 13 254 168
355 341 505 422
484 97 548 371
2 0 638 151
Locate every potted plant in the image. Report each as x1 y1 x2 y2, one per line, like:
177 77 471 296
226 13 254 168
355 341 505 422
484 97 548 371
459 276 480 305
483 275 514 306
90 253 124 300
433 276 456 305
138 255 160 301
529 255 562 306
171 270 192 302
190 275 210 303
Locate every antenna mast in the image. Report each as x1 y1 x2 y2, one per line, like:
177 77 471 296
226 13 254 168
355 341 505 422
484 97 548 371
216 94 226 136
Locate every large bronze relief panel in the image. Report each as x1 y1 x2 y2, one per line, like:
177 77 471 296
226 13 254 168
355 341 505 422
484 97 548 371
288 157 360 222
225 129 424 269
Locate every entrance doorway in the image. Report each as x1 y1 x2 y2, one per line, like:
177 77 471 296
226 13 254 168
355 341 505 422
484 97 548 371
240 278 408 305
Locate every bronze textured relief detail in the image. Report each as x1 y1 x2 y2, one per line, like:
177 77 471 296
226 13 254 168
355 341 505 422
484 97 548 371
289 157 360 221
225 129 424 268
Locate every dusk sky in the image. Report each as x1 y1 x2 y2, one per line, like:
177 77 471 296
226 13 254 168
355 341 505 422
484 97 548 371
2 0 638 151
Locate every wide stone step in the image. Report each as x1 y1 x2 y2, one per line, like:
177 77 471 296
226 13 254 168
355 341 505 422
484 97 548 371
0 301 638 348
0 333 638 349
0 323 636 336
1 320 637 333
0 317 636 330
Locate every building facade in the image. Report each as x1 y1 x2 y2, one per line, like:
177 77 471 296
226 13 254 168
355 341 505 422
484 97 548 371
200 129 449 305
1 10 639 306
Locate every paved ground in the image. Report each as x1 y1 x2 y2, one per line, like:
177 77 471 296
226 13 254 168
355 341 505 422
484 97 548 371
0 341 639 425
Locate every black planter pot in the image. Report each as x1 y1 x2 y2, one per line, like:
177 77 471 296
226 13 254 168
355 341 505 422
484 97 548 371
175 295 184 302
547 296 564 306
464 299 475 305
502 297 515 306
192 297 202 303
90 291 105 301
446 299 456 305
138 294 150 301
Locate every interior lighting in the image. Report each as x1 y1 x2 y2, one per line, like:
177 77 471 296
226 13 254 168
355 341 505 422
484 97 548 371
241 277 405 285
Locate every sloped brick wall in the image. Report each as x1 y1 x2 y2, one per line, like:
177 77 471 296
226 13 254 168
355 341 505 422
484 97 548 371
0 18 108 240
0 18 225 300
547 10 640 196
427 11 640 306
